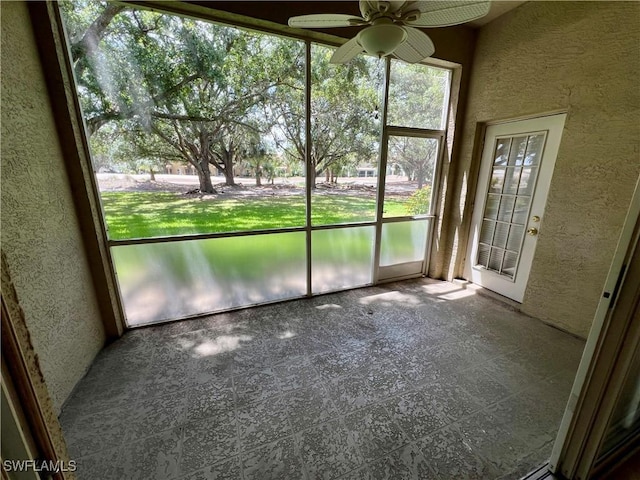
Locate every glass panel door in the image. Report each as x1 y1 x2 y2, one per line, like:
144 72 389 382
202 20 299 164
378 134 440 281
475 133 546 279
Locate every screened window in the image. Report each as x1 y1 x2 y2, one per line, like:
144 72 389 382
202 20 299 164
387 61 451 130
59 1 453 325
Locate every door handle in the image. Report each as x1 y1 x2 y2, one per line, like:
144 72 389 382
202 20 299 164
527 227 538 236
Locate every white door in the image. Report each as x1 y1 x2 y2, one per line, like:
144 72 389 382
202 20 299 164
377 132 442 282
464 114 566 302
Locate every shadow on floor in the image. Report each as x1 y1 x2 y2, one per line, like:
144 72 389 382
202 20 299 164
60 278 585 480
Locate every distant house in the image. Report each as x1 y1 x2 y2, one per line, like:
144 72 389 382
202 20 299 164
356 165 377 177
164 162 212 176
164 162 252 177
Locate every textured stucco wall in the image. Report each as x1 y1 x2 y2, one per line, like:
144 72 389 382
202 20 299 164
447 1 640 338
1 1 106 413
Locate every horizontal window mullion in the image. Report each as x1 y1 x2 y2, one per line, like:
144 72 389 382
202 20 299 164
382 215 435 223
107 226 308 246
385 126 445 138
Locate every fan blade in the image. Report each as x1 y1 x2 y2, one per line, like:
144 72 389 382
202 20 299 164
288 14 364 29
393 27 434 63
406 1 490 27
330 37 364 64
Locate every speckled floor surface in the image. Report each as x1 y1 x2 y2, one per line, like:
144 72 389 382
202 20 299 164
60 279 585 480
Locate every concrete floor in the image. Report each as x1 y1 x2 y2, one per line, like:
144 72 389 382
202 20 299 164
60 279 585 479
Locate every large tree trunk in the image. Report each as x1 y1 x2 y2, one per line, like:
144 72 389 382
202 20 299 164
255 170 262 186
217 151 236 186
149 168 156 182
222 168 235 186
417 168 424 189
195 161 216 193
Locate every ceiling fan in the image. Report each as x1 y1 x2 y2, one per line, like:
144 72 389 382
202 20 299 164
288 1 491 64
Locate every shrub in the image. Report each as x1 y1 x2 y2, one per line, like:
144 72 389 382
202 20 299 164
405 186 432 215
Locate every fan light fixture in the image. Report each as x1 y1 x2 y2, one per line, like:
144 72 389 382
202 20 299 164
356 23 407 58
288 1 491 64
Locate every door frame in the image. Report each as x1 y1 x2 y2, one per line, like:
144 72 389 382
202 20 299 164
1 252 72 480
464 113 567 302
549 175 640 479
374 126 446 283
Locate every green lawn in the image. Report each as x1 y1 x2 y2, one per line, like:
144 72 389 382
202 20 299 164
101 191 410 239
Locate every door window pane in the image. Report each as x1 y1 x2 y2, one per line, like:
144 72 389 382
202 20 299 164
502 251 519 278
380 220 428 267
509 136 528 166
518 167 538 195
490 167 506 193
489 248 504 271
113 232 306 326
504 168 522 195
493 223 510 249
477 244 490 267
512 197 531 225
498 196 516 222
480 220 495 244
312 227 375 293
485 194 500 219
507 226 524 252
477 132 545 278
384 136 439 217
523 133 545 166
493 138 511 166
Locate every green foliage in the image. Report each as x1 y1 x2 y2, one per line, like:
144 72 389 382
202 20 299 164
387 61 449 130
61 1 390 189
307 46 383 180
405 186 432 215
61 1 307 189
61 1 447 194
388 136 438 190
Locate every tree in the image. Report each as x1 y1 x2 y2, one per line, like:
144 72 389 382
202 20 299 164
88 122 166 177
61 2 447 194
387 61 449 130
241 134 273 186
268 44 383 187
61 2 303 192
388 136 438 189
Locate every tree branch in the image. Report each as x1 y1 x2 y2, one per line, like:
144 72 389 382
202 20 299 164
71 4 125 64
